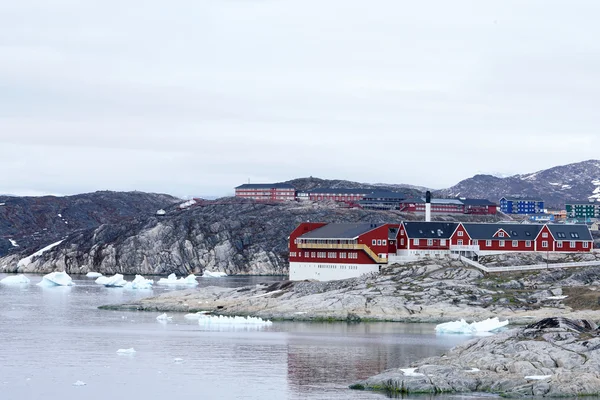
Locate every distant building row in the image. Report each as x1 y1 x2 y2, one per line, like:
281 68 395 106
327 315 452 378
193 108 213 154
235 184 498 215
289 221 594 281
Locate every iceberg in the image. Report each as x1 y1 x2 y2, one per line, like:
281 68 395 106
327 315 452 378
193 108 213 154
37 271 74 287
0 274 30 285
156 313 173 322
184 311 211 320
86 272 103 278
435 317 509 334
116 348 136 355
202 270 228 278
95 274 127 287
72 381 86 387
197 315 273 326
123 275 153 290
157 273 198 285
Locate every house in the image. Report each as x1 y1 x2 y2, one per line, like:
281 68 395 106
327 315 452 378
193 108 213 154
359 191 406 210
300 188 373 203
499 197 545 214
234 183 296 201
395 221 459 258
288 222 399 281
566 201 600 219
398 198 497 215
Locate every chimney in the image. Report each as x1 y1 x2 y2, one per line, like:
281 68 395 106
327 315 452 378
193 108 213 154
425 191 431 222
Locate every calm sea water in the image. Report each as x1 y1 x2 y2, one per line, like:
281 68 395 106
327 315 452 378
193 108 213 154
0 274 476 400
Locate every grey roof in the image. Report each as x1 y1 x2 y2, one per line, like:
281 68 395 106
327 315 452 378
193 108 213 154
547 224 593 241
566 200 599 205
235 183 295 189
402 222 459 239
363 191 406 200
388 227 399 241
299 223 383 239
462 198 497 206
462 223 542 240
500 197 544 202
306 188 374 195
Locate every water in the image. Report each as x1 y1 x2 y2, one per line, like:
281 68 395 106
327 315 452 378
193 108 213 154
0 274 474 400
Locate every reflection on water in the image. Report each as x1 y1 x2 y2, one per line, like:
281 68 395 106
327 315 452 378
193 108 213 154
0 273 526 400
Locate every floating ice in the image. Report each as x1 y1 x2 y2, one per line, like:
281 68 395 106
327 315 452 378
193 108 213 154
174 358 184 363
37 271 74 287
435 317 509 334
96 274 127 287
525 375 552 380
116 348 136 355
124 275 153 290
86 272 103 278
202 270 228 278
197 315 273 326
156 313 172 322
72 381 86 386
400 368 425 377
17 240 63 268
0 274 30 285
157 273 198 285
184 311 210 320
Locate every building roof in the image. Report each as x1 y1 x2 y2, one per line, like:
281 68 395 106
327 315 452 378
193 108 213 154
363 191 406 200
402 222 459 239
299 223 384 239
306 188 375 195
566 200 599 205
500 197 544 202
235 183 295 190
547 224 593 241
461 198 497 206
462 223 542 240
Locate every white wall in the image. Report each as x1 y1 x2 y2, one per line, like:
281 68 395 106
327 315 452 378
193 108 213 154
289 262 380 281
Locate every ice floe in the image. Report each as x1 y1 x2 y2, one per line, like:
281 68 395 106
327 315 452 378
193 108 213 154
72 381 86 387
123 275 153 290
184 311 210 320
174 358 184 363
400 368 425 377
0 274 30 285
525 375 552 380
116 348 136 355
86 272 103 278
435 317 509 334
197 315 273 326
95 274 127 287
202 270 228 278
17 240 63 268
157 273 198 285
37 271 74 287
156 313 173 322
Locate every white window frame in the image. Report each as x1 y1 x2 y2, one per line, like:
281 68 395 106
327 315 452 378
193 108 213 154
400 239 404 246
457 231 463 237
486 240 492 247
556 241 563 248
427 239 433 246
457 239 463 246
377 239 382 246
472 240 478 246
372 239 376 245
542 241 548 248
499 240 505 247
440 239 447 246
498 231 504 238
584 242 589 248
382 240 387 245
413 238 419 246
512 240 518 247
570 241 576 248
542 232 548 238
525 240 531 247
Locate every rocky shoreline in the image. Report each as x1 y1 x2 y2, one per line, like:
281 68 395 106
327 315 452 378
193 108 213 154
100 259 600 324
352 317 600 397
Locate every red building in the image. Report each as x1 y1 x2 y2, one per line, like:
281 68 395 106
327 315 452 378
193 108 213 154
300 188 373 203
399 198 497 215
235 183 296 201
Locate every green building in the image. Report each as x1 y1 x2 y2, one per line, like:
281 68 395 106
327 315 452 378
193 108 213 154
565 201 599 219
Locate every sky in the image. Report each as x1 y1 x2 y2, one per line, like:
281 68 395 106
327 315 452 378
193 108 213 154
1 0 599 198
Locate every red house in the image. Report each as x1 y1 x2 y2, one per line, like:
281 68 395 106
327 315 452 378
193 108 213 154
235 183 296 201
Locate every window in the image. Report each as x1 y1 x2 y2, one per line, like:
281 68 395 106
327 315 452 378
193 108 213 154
305 252 309 257
377 240 382 246
584 242 589 248
526 240 531 247
440 239 447 246
340 252 346 259
372 239 376 245
328 252 336 258
542 241 548 248
498 231 504 237
570 232 580 238
542 232 548 238
512 240 518 247
570 241 576 248
499 240 505 247
472 240 478 246
382 240 387 245
311 252 316 258
457 239 463 246
556 241 563 248
457 231 463 237
486 240 492 247
427 239 433 246
400 230 404 236
413 238 419 246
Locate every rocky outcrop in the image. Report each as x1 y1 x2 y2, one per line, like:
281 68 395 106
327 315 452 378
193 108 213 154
100 261 600 323
353 317 600 397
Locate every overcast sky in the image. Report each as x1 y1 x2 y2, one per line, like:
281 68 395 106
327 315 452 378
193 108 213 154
1 1 599 198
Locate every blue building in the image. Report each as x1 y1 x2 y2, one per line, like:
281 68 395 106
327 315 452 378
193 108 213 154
499 197 545 214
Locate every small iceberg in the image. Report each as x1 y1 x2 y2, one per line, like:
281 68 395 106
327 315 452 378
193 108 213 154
435 317 509 334
86 272 103 278
72 381 86 387
184 311 210 320
202 270 228 278
123 275 153 290
37 271 74 287
116 348 136 355
0 274 30 285
95 274 127 287
157 273 198 285
156 313 173 322
197 315 273 326
400 368 425 377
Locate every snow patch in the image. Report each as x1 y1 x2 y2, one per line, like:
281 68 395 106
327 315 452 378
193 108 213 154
561 184 572 190
0 274 30 285
58 214 62 218
400 368 425 377
9 239 18 247
179 199 197 209
157 273 198 285
546 295 568 300
17 240 63 268
86 272 103 278
202 270 228 278
156 209 166 216
37 271 74 287
525 375 552 380
0 203 5 206
116 348 136 355
435 317 509 334
549 182 561 186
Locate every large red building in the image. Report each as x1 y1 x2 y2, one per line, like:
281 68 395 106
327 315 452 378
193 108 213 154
289 221 594 281
398 198 498 215
235 183 296 201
